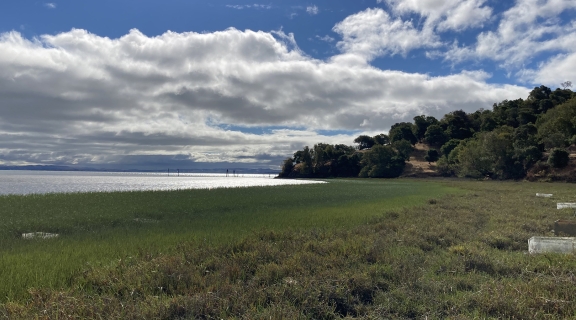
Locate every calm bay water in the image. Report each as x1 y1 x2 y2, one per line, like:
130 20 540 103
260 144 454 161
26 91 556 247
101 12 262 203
0 171 325 195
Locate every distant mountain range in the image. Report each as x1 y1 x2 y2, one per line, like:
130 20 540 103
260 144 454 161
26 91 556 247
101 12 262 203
0 165 280 174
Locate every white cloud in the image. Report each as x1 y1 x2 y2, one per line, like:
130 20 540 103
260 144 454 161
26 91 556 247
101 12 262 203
0 28 529 167
226 4 272 10
332 8 441 63
519 52 576 87
316 35 334 42
382 0 492 32
306 5 319 15
444 0 576 69
44 3 56 9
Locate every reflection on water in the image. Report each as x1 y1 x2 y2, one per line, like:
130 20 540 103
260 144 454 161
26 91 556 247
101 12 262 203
0 171 326 195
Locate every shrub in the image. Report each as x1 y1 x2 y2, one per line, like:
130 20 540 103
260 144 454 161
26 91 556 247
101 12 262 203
424 149 439 163
548 148 570 168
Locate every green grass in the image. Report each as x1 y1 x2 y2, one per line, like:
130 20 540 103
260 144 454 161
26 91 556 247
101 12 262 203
4 179 576 318
0 179 456 302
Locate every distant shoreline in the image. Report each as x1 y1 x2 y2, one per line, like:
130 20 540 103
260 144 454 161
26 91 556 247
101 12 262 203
0 165 280 175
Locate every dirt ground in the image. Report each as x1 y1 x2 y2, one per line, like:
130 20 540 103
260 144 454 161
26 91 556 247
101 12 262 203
401 143 440 177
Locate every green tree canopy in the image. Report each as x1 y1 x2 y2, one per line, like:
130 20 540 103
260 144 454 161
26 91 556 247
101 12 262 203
536 98 576 149
413 115 439 142
359 145 405 178
354 135 375 150
373 133 390 145
441 110 473 140
389 122 417 145
424 124 449 146
392 139 414 161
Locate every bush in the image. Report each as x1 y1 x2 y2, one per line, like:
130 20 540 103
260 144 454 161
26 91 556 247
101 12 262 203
279 158 294 177
548 148 570 168
424 149 439 163
440 139 460 157
436 156 455 176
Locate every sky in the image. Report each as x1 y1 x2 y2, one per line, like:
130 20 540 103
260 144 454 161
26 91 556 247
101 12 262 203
0 0 575 170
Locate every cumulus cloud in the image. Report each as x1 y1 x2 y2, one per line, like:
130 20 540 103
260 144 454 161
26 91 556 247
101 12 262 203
382 0 493 32
519 51 576 87
306 5 319 15
444 0 576 69
0 27 529 168
332 8 441 63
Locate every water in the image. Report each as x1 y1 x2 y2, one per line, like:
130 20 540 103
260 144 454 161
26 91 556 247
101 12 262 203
0 170 326 195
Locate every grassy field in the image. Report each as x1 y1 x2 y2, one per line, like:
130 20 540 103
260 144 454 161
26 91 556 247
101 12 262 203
0 179 455 303
3 179 576 318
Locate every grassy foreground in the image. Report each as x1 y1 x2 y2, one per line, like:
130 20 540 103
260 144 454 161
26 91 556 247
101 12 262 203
0 179 454 303
2 179 576 319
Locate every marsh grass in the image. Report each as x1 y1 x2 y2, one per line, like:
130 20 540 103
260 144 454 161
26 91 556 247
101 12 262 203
3 179 576 318
0 179 454 302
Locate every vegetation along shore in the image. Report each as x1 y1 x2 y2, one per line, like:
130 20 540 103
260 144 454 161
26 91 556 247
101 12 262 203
280 85 576 181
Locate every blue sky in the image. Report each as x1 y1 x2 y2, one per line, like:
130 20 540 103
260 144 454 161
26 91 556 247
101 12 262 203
0 0 575 169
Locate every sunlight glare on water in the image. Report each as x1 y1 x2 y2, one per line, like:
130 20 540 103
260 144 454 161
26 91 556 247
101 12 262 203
0 171 326 195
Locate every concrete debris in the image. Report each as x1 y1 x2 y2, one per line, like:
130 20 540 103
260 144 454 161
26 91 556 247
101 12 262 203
536 193 553 197
528 236 576 254
557 203 576 209
22 232 59 240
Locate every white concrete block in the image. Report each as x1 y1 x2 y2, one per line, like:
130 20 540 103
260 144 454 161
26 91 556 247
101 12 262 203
133 218 159 223
557 203 576 209
22 232 59 240
536 193 553 197
528 236 576 254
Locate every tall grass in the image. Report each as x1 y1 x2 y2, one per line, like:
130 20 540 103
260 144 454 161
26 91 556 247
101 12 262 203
0 179 455 302
4 179 576 318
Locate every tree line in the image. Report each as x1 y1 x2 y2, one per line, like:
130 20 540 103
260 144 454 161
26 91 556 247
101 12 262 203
279 85 576 179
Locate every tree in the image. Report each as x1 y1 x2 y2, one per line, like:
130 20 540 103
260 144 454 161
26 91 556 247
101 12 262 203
456 138 494 178
527 85 552 102
279 158 294 177
298 146 313 176
516 146 542 171
424 124 448 146
336 153 363 177
513 124 538 149
392 139 414 161
548 148 570 168
561 81 572 90
354 135 375 150
313 143 330 175
413 115 438 142
425 149 439 163
440 139 460 157
441 110 473 140
389 122 417 145
373 133 390 145
359 145 405 178
492 99 524 128
536 98 576 149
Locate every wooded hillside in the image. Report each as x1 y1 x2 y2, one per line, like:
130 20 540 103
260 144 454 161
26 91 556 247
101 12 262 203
280 85 576 181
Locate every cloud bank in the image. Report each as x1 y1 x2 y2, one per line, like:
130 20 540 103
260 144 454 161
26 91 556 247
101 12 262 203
0 8 537 169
